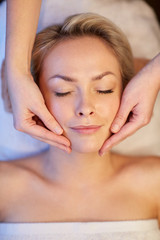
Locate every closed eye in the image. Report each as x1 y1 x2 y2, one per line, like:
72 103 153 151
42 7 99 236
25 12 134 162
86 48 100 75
54 91 71 97
54 89 113 97
97 89 113 94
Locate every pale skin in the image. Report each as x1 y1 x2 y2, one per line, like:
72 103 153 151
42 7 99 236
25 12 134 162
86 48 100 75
5 0 160 154
100 53 160 154
1 37 160 225
5 0 70 152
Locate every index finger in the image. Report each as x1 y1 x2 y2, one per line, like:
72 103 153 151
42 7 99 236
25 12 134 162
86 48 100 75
23 123 71 147
99 120 142 155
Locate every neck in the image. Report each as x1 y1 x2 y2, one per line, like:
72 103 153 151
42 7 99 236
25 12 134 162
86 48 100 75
43 147 114 189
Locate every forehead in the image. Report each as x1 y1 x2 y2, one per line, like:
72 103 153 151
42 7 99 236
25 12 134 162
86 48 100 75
42 36 121 79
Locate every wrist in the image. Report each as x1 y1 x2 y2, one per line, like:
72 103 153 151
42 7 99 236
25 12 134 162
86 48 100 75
153 53 160 91
150 53 160 92
140 53 160 93
5 41 32 75
4 59 31 78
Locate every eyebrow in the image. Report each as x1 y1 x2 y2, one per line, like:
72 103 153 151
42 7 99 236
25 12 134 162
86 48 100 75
48 71 116 82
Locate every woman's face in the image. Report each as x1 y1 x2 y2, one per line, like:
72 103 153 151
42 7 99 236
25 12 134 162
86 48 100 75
39 36 122 153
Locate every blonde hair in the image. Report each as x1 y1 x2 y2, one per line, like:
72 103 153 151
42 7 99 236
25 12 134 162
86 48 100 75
31 13 134 88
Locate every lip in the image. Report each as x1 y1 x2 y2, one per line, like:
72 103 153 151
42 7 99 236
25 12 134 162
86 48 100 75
70 125 102 134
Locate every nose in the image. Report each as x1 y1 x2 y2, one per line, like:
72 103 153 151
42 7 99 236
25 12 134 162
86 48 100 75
77 110 94 117
75 95 95 117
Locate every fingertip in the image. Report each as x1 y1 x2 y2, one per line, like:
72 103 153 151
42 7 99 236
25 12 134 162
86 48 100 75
99 151 104 157
54 126 63 135
111 123 120 133
67 148 72 154
99 146 111 156
38 108 64 135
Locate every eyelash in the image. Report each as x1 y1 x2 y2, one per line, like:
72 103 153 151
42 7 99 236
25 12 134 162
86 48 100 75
97 89 113 94
54 89 113 97
55 92 71 97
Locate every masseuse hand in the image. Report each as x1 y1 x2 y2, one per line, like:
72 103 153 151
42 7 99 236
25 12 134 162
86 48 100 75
4 0 70 153
5 70 71 153
99 54 160 155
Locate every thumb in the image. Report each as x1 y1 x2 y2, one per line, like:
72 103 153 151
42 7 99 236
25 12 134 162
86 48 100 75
35 105 63 135
111 96 134 133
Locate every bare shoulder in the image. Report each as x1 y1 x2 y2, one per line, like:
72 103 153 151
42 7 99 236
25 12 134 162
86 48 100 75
130 155 160 177
114 153 160 172
119 154 160 194
112 153 160 188
0 150 47 177
0 160 24 221
0 152 46 189
0 160 30 207
122 155 160 220
0 153 45 221
137 156 160 220
0 160 25 190
139 155 160 191
124 154 160 178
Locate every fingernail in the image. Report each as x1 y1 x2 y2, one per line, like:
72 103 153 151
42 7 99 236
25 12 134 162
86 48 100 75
99 151 104 157
54 127 63 135
111 124 119 133
66 148 71 154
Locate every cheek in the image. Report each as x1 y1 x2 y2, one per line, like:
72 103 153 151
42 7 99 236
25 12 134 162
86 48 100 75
46 96 72 127
98 95 120 123
111 97 120 117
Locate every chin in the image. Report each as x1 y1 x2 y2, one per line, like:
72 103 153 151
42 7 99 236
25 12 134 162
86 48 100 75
63 127 111 153
72 143 99 153
70 135 109 154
